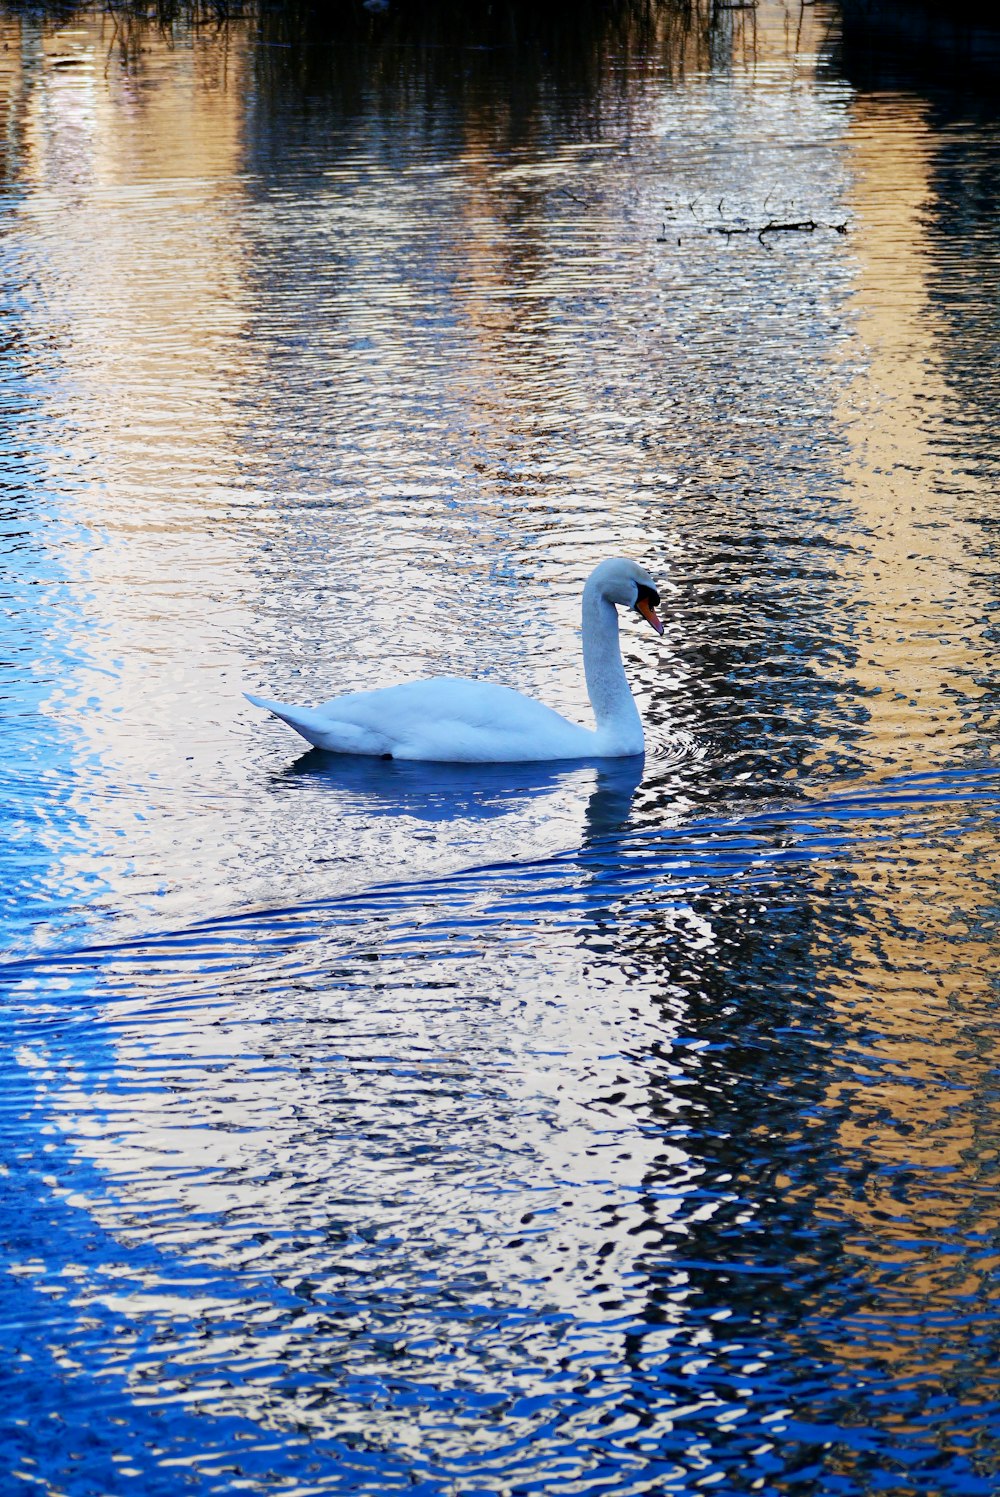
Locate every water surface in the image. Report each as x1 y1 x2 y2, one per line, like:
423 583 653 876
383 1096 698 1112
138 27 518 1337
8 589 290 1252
2 3 999 1492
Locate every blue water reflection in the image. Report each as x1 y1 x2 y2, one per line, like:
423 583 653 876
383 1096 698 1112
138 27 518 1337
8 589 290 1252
4 765 999 1494
279 750 644 828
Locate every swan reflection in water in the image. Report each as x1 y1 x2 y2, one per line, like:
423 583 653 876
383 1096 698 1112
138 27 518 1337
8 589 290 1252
279 749 646 838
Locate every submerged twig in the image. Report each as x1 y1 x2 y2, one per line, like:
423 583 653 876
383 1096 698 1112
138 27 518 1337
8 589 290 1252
706 217 848 244
757 217 848 243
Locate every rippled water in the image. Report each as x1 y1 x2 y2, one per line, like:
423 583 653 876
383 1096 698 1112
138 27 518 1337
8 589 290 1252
2 2 1000 1492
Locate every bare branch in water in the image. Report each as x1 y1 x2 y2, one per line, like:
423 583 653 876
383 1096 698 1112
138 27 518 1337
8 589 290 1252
700 218 849 244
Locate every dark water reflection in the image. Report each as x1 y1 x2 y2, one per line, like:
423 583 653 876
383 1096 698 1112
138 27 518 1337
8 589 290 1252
2 1 1000 1493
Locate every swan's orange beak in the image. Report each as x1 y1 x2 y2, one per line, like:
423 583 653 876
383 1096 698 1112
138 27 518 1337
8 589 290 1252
636 597 664 635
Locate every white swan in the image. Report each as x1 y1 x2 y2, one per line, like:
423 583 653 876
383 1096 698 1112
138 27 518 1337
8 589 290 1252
245 557 663 763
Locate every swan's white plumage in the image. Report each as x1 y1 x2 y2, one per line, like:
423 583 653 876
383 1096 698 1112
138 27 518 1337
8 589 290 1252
245 678 600 762
246 557 662 763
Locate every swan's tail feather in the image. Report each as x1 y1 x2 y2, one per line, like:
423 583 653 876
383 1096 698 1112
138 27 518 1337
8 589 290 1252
244 692 333 743
244 692 391 756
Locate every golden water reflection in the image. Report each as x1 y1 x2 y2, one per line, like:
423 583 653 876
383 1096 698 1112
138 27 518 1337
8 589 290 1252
804 87 1000 1410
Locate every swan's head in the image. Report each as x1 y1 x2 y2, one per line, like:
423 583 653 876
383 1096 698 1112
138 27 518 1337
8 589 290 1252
588 558 664 636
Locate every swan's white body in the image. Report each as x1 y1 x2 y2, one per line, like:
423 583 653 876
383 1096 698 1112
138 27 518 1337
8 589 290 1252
246 558 663 763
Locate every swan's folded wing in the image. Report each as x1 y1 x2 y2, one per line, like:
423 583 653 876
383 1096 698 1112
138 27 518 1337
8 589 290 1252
247 678 598 761
322 679 595 762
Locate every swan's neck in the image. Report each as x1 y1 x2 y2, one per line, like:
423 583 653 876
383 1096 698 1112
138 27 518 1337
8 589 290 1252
581 581 643 753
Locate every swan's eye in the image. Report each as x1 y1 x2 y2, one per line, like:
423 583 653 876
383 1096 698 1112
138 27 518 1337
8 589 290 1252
635 583 660 609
